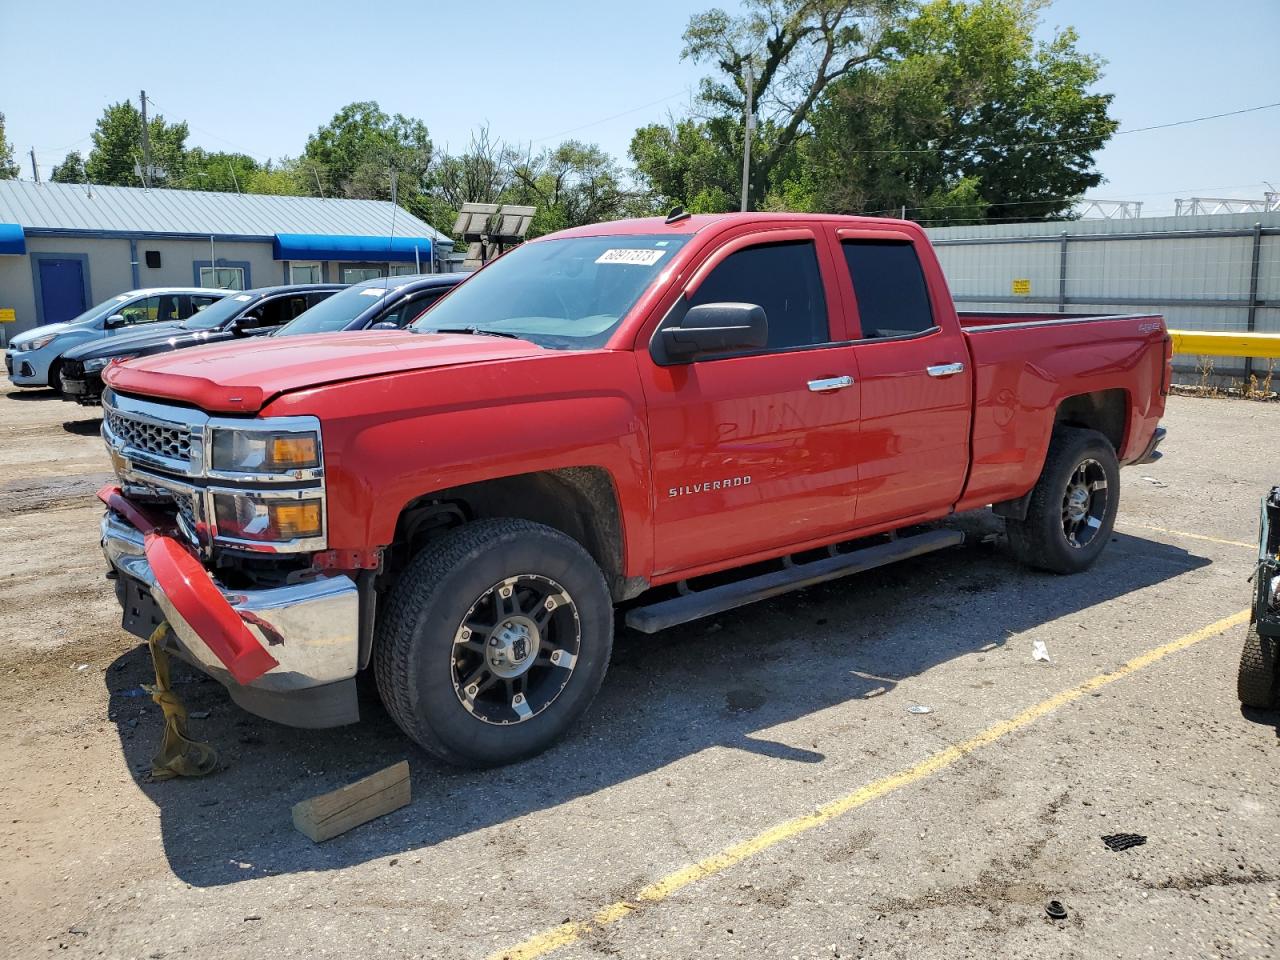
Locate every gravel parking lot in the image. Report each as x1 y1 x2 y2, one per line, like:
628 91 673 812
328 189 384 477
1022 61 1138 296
0 388 1276 960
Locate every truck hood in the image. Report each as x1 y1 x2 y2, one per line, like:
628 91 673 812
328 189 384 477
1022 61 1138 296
103 330 548 413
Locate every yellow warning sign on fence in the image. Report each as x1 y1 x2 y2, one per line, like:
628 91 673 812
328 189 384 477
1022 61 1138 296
1011 279 1031 296
0 308 15 323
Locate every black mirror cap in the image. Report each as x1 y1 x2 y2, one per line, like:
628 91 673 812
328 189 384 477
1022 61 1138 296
659 302 768 360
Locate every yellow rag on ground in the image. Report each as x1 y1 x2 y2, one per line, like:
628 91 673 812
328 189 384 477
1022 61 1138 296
143 623 219 780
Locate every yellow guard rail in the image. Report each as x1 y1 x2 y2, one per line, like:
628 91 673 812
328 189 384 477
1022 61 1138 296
1169 330 1280 360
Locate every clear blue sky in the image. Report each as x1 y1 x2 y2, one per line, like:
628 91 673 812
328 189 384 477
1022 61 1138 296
2 0 1276 216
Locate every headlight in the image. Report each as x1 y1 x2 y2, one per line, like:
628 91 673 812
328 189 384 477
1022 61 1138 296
212 492 324 543
85 354 136 373
21 334 56 352
211 428 320 474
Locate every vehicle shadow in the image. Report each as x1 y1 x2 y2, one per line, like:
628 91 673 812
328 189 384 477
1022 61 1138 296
1240 706 1279 739
5 388 59 400
102 518 1211 887
62 417 102 436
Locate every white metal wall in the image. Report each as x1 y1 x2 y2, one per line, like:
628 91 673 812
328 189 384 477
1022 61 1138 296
927 212 1280 377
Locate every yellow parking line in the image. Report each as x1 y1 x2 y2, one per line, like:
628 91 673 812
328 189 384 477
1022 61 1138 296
1117 520 1255 550
490 608 1251 960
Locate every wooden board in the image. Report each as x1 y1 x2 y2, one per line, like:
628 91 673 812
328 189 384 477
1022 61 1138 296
292 760 411 843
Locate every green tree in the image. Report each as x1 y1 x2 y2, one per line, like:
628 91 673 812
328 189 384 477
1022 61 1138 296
183 149 259 192
302 101 432 200
629 117 740 213
245 158 307 196
676 0 902 209
84 101 188 187
51 150 87 183
508 141 636 235
806 0 1118 221
0 112 18 179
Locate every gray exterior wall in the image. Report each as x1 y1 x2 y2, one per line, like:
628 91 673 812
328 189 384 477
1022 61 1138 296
0 236 446 343
926 212 1280 379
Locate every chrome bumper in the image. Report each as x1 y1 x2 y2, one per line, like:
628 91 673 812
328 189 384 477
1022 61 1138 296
101 513 361 725
1131 426 1167 466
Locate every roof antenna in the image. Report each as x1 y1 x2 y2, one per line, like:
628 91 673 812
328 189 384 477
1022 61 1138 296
665 206 691 224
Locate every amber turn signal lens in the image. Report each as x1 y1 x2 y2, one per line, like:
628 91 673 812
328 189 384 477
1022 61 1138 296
270 501 322 539
270 435 318 469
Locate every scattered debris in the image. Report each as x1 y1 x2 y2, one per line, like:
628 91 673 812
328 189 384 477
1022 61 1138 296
188 710 210 720
1140 476 1167 488
907 704 933 715
117 687 148 698
1032 639 1052 663
243 916 262 922
292 760 411 843
1102 833 1148 852
1045 899 1068 921
74 664 89 672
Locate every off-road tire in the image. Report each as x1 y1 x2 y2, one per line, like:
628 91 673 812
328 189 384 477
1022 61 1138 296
1237 622 1279 709
373 518 613 767
1006 426 1120 574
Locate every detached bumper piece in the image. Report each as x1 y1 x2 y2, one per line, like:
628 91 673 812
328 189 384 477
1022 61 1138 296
99 485 361 728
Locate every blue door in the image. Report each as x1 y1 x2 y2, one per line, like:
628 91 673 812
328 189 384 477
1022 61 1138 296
38 259 87 324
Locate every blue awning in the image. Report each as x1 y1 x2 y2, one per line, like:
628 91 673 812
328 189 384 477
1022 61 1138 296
0 223 25 255
272 233 433 263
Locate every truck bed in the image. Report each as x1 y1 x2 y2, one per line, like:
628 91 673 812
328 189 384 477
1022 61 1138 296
958 310 1156 329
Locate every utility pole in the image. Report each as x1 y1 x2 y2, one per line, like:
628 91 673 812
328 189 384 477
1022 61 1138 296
740 63 754 212
311 164 325 198
228 163 240 193
139 90 152 188
29 147 40 183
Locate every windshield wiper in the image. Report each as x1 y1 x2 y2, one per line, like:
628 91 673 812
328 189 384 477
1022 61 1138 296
422 326 522 340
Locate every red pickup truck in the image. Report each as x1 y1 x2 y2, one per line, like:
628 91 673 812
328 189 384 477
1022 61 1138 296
97 212 1170 766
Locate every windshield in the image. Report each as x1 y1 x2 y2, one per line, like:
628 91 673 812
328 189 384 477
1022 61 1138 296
275 282 406 336
182 292 260 330
411 234 691 349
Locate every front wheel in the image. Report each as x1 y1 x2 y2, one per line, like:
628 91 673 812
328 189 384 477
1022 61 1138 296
374 519 613 767
1237 623 1279 709
1006 426 1120 574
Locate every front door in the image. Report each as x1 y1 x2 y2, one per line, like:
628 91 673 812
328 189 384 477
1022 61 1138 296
641 230 861 576
835 233 972 527
38 259 86 324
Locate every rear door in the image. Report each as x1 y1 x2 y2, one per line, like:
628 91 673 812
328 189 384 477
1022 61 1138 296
639 227 861 575
835 230 972 527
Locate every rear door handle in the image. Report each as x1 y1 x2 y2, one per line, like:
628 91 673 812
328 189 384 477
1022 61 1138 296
926 362 965 378
807 375 854 392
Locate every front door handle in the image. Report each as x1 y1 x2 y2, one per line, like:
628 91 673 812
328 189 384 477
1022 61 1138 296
926 362 965 378
807 375 854 392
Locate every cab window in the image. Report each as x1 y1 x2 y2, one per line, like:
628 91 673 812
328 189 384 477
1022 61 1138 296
841 241 935 339
689 240 828 350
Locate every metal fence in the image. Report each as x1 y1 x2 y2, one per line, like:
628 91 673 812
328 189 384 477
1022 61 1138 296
927 212 1280 380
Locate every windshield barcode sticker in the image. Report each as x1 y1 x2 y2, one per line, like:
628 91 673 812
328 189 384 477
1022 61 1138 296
595 249 666 266
234 294 253 301
360 288 388 297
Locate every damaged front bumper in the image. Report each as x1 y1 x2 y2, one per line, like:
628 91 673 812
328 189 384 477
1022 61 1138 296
101 505 361 729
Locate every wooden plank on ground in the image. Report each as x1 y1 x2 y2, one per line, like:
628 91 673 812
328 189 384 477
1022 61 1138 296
292 760 411 842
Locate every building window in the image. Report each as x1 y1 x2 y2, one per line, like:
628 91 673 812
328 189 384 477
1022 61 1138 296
340 265 384 283
389 264 418 276
200 266 246 290
290 262 322 284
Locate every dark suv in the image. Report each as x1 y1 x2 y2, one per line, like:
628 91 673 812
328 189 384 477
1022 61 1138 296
60 284 342 404
272 273 464 337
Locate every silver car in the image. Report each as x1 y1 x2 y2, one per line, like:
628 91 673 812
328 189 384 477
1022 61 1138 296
5 288 227 391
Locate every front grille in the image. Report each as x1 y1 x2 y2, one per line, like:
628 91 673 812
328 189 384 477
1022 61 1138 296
61 359 84 381
174 491 197 534
105 408 191 462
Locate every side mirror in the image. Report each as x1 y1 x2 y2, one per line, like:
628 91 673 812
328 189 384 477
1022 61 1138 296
227 317 248 335
370 320 400 331
104 314 127 329
659 302 768 360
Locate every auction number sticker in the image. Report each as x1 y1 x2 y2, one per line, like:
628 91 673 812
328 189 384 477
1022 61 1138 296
596 248 666 266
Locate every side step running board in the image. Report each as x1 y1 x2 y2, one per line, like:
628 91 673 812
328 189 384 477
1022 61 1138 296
625 528 964 634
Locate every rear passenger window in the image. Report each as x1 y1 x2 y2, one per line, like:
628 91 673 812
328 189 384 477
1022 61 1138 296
842 241 934 339
691 241 828 350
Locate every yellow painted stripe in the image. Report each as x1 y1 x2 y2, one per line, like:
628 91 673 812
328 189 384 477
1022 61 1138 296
490 608 1250 960
1169 329 1280 360
1117 520 1256 551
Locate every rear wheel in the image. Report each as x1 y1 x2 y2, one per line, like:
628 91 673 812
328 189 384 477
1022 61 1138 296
374 519 613 767
1237 623 1279 709
1006 426 1120 574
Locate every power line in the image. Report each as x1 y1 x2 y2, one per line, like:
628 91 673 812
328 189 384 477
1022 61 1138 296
529 87 692 144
